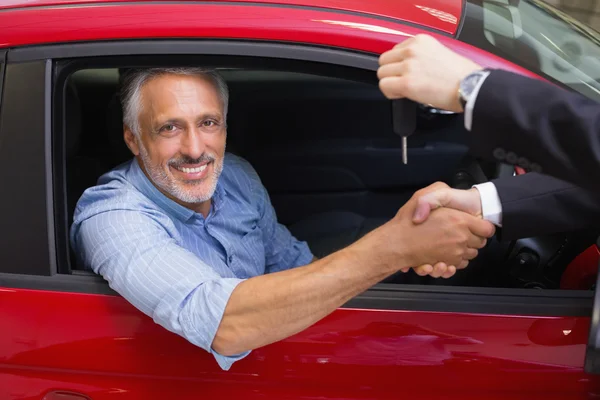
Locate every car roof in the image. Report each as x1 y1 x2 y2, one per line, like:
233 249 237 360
0 0 463 34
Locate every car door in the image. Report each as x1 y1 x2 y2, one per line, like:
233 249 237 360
1 2 600 400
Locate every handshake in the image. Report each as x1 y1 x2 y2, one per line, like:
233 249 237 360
354 182 496 280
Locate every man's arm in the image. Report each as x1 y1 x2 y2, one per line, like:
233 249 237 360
212 246 388 355
412 174 600 241
74 188 494 365
491 172 600 240
213 192 494 356
469 69 600 193
377 34 600 192
73 209 247 370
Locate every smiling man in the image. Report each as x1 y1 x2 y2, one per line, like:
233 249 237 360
70 67 494 370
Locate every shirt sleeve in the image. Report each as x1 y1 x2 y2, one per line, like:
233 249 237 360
72 209 247 370
464 70 491 131
473 182 503 227
255 186 313 274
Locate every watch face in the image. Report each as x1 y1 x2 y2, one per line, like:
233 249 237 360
461 73 481 97
460 71 485 102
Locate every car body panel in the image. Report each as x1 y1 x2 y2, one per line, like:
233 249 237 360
0 0 461 35
562 245 600 290
0 2 536 79
0 288 597 399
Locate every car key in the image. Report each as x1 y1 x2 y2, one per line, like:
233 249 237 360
392 99 417 164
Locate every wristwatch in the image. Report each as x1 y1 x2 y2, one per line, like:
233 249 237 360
458 69 491 110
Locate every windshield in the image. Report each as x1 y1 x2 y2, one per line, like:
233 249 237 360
460 0 600 101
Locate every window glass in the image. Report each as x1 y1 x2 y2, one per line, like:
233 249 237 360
62 64 595 292
463 0 600 101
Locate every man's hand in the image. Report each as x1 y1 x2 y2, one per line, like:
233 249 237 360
396 182 488 278
413 186 483 224
377 34 482 112
356 188 495 279
213 182 495 355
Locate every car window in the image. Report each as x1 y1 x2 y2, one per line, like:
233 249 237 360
64 66 469 273
58 62 596 292
461 0 600 101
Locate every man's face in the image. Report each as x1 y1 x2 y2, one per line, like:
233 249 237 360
125 74 227 209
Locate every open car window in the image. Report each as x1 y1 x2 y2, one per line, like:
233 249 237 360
60 62 598 294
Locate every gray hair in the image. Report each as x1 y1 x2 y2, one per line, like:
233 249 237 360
120 67 229 137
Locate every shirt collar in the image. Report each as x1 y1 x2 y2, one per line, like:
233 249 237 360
128 158 226 223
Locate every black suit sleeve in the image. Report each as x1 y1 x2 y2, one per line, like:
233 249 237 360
491 172 600 241
469 70 600 193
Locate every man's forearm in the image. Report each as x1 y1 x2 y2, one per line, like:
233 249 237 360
212 241 399 356
469 70 600 192
491 172 600 240
212 197 495 356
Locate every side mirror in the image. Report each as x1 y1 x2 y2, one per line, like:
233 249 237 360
483 0 523 40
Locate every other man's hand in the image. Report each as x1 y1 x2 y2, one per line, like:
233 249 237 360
413 186 483 224
403 183 487 278
357 187 495 279
377 34 482 112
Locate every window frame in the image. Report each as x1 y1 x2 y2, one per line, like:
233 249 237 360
0 39 593 317
0 49 6 105
0 59 57 277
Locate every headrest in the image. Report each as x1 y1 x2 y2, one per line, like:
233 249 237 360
106 93 134 165
65 80 82 158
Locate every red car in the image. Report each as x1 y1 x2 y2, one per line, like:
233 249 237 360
2 0 600 399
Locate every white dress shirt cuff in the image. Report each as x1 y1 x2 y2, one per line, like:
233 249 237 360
473 182 503 227
464 70 491 131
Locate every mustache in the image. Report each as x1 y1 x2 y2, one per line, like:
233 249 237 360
168 154 215 167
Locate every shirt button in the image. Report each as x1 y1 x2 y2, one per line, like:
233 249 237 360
228 255 234 263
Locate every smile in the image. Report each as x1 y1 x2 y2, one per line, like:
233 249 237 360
177 165 207 174
170 161 212 179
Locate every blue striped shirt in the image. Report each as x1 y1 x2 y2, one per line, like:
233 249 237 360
70 154 313 370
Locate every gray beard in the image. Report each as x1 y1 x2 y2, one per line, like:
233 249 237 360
137 141 224 204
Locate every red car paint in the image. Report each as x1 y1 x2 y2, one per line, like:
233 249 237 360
0 2 541 76
0 1 598 399
562 245 600 290
1 288 596 399
0 0 461 35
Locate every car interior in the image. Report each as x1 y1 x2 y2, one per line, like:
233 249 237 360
62 65 598 290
